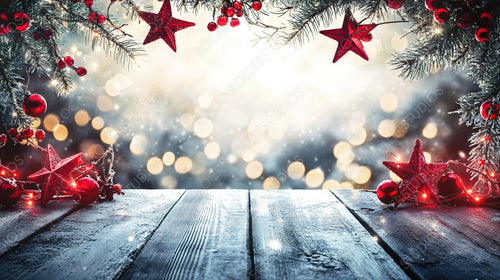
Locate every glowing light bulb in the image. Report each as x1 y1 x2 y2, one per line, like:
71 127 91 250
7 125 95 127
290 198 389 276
12 171 18 177
490 172 496 178
28 201 33 206
467 189 472 194
421 193 428 199
474 196 480 202
28 193 34 199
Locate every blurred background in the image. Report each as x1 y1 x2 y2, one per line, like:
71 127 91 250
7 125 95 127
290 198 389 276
1 4 477 190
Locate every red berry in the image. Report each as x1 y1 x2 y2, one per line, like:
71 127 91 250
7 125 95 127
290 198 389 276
226 7 235 17
252 1 262 11
21 128 33 138
478 12 493 27
35 129 45 140
233 1 242 10
207 22 217 32
98 15 106 23
13 12 30 32
15 134 23 142
217 15 228 26
114 183 122 193
76 67 87 76
23 94 47 117
480 100 499 120
361 33 373 42
0 14 10 36
85 0 93 7
475 27 491 43
434 8 449 24
8 128 17 137
89 12 97 21
425 0 442 11
0 134 7 143
64 56 74 66
376 180 399 204
32 31 41 40
230 18 240 27
44 29 53 38
385 0 404 10
236 11 243 17
456 12 472 29
57 60 66 69
221 7 228 15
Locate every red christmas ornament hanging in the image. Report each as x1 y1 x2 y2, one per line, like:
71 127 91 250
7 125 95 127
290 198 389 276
376 180 400 204
0 14 10 35
13 12 30 32
437 173 464 198
456 12 472 29
75 177 100 204
475 28 491 43
23 94 47 117
480 100 499 120
425 0 442 11
478 12 493 27
0 179 21 207
385 0 404 10
434 8 450 24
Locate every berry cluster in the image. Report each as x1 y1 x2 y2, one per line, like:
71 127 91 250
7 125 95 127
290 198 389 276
0 127 45 147
207 1 263 32
426 0 494 42
57 55 87 76
0 12 30 36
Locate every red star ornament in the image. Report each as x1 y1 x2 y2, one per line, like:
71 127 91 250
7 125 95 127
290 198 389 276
319 10 376 63
383 139 448 206
28 145 83 206
138 0 195 51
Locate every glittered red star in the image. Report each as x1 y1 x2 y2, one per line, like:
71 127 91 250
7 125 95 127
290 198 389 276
319 10 376 63
383 139 448 206
138 0 195 51
27 145 83 206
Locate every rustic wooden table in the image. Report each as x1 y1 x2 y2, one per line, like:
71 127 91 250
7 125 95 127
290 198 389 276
0 190 498 280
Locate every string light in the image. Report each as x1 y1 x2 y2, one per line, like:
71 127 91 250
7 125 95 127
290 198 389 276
421 192 428 199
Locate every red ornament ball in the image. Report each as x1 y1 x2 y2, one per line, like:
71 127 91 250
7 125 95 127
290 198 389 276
207 22 217 32
425 0 442 11
85 0 93 7
0 180 21 207
21 128 33 138
376 180 399 204
475 28 491 43
456 12 472 29
252 1 262 11
478 12 493 27
44 29 53 39
35 129 45 140
437 173 464 198
8 128 18 137
385 0 404 10
217 15 228 26
226 7 235 17
0 134 6 143
230 18 240 27
14 12 30 32
64 56 74 66
434 8 450 24
23 94 47 117
32 31 42 40
98 15 106 24
75 178 100 204
57 60 66 69
233 1 242 10
361 33 373 42
76 67 87 76
89 12 97 21
480 100 499 120
0 14 10 35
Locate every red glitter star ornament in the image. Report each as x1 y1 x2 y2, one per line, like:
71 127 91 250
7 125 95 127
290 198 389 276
138 0 195 51
27 145 83 206
319 10 376 63
383 139 448 207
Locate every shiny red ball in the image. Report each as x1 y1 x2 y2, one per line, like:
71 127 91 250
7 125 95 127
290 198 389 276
23 94 47 117
425 0 442 11
0 180 21 207
0 14 10 35
227 7 235 17
480 100 499 120
475 28 491 43
376 180 399 204
207 22 217 32
385 0 404 10
21 128 33 138
478 12 493 27
98 15 106 23
76 67 87 76
89 12 97 21
217 15 228 26
437 173 464 198
64 56 74 66
361 33 373 42
434 8 449 24
0 134 6 143
57 60 66 69
230 18 240 27
76 178 100 204
233 1 242 10
456 12 472 29
252 1 262 11
35 129 45 140
14 12 30 32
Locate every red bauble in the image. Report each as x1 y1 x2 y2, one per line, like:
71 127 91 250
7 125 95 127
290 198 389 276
434 8 450 24
425 0 442 11
230 18 240 27
98 15 106 23
478 12 493 27
14 12 30 32
21 128 33 138
385 0 404 10
0 14 10 35
480 100 499 120
361 33 373 42
475 28 491 43
236 11 243 17
89 12 97 21
0 134 6 143
23 94 47 117
376 180 399 204
217 15 228 26
252 1 262 11
456 12 472 29
8 128 17 137
57 60 66 69
76 67 87 76
226 7 235 17
0 180 21 207
207 22 217 32
85 0 93 7
35 129 45 140
75 178 100 205
437 173 464 198
32 31 42 40
233 1 242 10
64 56 74 66
44 29 53 38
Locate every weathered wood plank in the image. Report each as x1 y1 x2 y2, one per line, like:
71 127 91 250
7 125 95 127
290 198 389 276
0 189 184 280
0 199 77 256
120 190 250 280
250 190 409 279
333 189 500 280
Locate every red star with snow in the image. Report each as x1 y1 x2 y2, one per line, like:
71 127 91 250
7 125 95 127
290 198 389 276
27 145 83 206
383 139 448 206
138 0 195 51
319 10 376 63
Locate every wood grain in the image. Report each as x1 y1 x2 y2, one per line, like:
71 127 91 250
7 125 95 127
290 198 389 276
119 190 250 280
0 190 184 280
0 200 78 256
250 190 409 280
333 189 500 280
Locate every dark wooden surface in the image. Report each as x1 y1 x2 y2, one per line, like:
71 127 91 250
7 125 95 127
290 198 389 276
0 189 498 280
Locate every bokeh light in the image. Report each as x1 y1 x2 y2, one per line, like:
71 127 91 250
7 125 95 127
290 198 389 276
287 161 306 180
92 116 105 130
162 151 176 166
305 168 324 188
74 110 90 126
53 124 68 141
43 114 59 132
175 156 193 174
263 176 280 190
147 157 164 175
204 142 221 159
100 127 119 144
246 161 263 179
